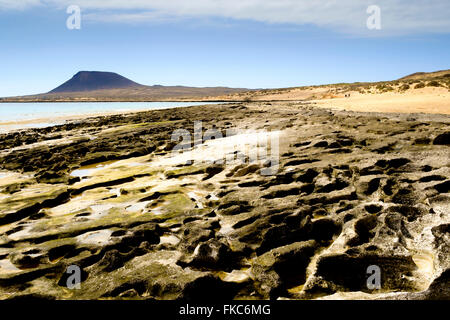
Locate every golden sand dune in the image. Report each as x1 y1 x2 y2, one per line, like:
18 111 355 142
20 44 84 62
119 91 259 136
312 87 450 115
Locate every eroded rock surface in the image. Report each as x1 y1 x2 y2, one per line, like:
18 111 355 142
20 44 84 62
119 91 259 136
0 102 448 300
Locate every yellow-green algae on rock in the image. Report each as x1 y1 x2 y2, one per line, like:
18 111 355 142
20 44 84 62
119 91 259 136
0 102 448 300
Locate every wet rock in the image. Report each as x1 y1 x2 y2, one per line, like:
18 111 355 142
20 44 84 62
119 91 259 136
251 240 317 298
180 222 215 253
262 187 302 199
129 223 161 244
364 204 383 214
203 164 224 180
97 250 127 272
233 164 260 177
316 179 349 193
419 175 446 183
432 223 450 248
309 218 342 242
296 169 319 183
185 239 235 270
384 212 403 230
9 252 42 269
387 205 427 222
217 194 253 215
434 180 450 193
314 253 417 292
425 269 450 299
364 178 381 195
302 276 338 297
256 216 311 254
347 215 378 246
375 158 410 170
0 187 69 225
118 288 139 298
433 132 450 145
0 103 448 300
83 251 238 300
392 188 419 205
414 137 431 145
313 141 328 148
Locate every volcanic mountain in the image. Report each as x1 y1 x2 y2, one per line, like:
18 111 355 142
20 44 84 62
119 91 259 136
1 71 250 102
49 71 143 93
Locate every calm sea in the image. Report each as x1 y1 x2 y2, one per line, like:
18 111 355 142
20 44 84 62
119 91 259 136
0 101 221 132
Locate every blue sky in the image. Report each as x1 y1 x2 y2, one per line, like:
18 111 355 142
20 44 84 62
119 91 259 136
0 0 449 97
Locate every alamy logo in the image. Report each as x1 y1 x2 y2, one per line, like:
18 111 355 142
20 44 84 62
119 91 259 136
171 121 279 175
366 265 381 290
66 265 81 289
366 5 381 30
66 5 81 30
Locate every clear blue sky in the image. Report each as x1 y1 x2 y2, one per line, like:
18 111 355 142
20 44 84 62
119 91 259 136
0 1 449 97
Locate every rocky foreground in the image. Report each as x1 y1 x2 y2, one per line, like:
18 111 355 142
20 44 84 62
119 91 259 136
0 102 448 300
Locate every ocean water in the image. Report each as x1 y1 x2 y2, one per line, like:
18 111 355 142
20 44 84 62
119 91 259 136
0 101 220 131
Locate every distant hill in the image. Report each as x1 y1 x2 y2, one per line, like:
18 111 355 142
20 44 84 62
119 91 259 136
0 71 250 102
212 68 450 102
49 71 143 93
399 69 450 81
2 69 448 103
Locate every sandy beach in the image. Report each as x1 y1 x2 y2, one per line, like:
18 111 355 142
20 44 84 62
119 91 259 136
312 87 450 115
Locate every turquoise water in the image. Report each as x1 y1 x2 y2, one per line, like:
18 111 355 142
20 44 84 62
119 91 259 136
0 102 219 122
0 101 220 131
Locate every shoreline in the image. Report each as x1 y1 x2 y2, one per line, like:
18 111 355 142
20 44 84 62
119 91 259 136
0 101 228 133
1 91 449 133
1 86 449 133
0 99 238 103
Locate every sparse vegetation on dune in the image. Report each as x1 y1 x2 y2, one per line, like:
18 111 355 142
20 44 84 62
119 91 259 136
399 84 410 91
427 80 441 87
219 69 450 102
414 82 426 89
